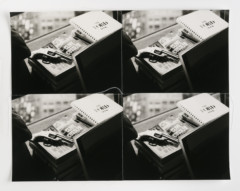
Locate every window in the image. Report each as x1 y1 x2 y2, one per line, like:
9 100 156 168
10 11 114 41
12 94 79 124
11 12 76 41
47 26 53 30
123 93 222 124
49 109 54 113
123 93 203 124
122 10 183 40
122 10 222 40
12 94 115 125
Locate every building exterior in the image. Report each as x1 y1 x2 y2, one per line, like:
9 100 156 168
123 93 183 123
11 12 75 40
123 10 183 40
12 94 77 124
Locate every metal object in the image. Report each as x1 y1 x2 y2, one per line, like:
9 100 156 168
137 129 179 146
48 133 74 145
153 131 179 144
30 48 72 64
137 46 179 63
32 131 74 147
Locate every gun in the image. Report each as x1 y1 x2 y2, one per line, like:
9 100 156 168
30 48 73 64
137 47 179 63
32 130 74 147
137 129 179 146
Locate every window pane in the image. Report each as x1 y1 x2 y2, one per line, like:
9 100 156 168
123 93 200 123
10 11 113 41
122 10 222 40
12 94 78 124
122 10 183 40
12 94 115 125
11 12 75 41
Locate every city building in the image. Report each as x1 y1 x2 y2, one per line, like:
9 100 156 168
123 10 183 40
12 94 77 124
123 93 183 123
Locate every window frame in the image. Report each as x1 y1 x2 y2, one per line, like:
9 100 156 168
122 10 228 42
10 11 120 44
13 93 120 127
124 93 223 126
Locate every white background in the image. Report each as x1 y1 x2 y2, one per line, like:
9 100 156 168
0 0 240 190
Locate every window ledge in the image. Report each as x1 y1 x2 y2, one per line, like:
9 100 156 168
133 107 180 133
132 24 180 50
27 107 73 134
26 25 73 51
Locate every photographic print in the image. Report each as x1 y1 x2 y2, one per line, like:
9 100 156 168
122 10 229 93
11 11 123 94
10 9 230 181
11 93 230 180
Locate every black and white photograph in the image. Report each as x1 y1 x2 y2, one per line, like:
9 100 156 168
9 9 231 182
1 0 240 189
11 93 230 180
123 93 230 179
11 11 125 94
10 10 229 94
122 10 229 93
11 93 134 180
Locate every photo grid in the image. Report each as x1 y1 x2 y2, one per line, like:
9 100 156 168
11 10 230 180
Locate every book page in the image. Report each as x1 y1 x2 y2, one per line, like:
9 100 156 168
69 11 122 41
177 93 229 125
71 94 123 124
177 10 228 40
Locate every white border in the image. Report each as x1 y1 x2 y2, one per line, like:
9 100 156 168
1 0 240 191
